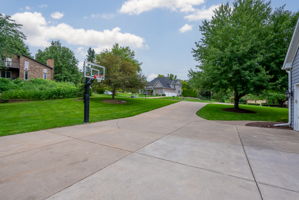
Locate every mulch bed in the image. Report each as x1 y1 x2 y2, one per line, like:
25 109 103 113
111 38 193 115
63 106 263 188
102 99 127 104
223 108 256 113
246 122 291 130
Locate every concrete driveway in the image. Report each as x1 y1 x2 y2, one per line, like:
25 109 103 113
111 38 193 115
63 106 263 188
0 102 299 200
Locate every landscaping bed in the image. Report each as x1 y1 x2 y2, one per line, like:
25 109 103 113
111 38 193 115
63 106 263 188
197 104 288 122
246 122 291 130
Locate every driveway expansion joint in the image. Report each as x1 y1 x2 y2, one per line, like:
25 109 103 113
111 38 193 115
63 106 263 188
235 126 264 200
137 152 256 183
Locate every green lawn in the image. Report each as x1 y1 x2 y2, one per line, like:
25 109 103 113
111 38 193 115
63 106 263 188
0 95 178 136
197 104 288 122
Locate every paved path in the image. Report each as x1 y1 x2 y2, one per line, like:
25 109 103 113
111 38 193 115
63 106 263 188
1 102 299 200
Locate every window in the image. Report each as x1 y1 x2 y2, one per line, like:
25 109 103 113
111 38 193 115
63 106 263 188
24 61 30 80
43 69 48 79
0 71 12 78
0 71 4 78
24 61 29 70
6 71 11 78
5 58 12 67
24 70 28 80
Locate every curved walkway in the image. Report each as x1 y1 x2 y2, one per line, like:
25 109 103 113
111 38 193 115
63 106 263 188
0 102 298 200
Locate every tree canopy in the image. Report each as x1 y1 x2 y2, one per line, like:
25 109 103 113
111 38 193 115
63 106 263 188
191 0 298 109
35 41 81 84
96 44 146 99
0 14 30 62
167 74 177 80
86 47 95 62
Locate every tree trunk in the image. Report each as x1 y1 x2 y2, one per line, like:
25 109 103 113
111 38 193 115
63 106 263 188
112 88 116 99
234 90 240 109
234 97 240 109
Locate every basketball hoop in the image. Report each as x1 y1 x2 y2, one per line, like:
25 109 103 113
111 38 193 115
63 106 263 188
93 74 103 82
83 61 105 82
83 61 106 123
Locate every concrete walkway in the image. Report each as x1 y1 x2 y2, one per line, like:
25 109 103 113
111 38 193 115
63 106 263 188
0 102 299 200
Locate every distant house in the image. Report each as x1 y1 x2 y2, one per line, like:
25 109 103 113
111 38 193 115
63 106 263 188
145 77 182 96
282 18 299 130
0 55 54 80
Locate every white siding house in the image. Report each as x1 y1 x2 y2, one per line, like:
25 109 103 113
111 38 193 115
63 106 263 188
145 77 182 97
282 18 299 130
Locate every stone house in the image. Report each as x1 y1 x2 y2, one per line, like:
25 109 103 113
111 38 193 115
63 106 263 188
0 55 54 80
145 77 182 96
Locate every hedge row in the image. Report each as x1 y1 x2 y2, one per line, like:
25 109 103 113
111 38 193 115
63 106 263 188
0 78 80 100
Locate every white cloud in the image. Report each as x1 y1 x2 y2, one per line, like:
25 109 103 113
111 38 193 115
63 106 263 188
179 24 192 33
51 11 64 19
25 6 31 10
184 4 220 21
147 73 158 81
120 0 205 15
11 12 145 50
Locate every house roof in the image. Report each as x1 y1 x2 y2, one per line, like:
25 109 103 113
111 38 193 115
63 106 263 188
147 77 181 89
21 55 54 70
282 18 299 70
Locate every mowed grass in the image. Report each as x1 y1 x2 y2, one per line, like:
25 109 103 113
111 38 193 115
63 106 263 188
197 104 288 122
0 95 178 136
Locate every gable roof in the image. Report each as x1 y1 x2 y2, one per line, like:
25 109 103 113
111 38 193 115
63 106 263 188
148 77 181 89
21 55 54 70
283 18 299 70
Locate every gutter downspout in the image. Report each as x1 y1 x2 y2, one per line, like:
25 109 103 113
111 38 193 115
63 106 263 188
274 70 291 127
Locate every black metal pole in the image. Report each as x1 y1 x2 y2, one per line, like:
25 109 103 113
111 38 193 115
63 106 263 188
84 78 91 123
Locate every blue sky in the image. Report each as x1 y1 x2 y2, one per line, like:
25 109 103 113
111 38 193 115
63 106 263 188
0 0 298 80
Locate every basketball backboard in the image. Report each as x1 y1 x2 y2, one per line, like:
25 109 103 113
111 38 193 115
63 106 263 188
83 61 105 82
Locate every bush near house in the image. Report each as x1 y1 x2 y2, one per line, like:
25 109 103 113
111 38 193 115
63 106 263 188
0 78 80 100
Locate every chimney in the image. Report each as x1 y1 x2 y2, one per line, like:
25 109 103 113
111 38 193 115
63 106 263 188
46 59 54 68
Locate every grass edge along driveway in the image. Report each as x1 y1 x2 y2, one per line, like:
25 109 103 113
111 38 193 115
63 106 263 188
0 96 178 136
197 104 288 122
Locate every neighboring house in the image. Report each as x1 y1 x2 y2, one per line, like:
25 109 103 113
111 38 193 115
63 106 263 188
145 77 182 96
0 55 54 80
282 18 299 130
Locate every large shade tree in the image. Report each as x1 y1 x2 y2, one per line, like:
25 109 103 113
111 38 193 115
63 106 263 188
35 41 81 83
0 14 30 62
193 0 274 109
262 7 299 104
96 44 146 99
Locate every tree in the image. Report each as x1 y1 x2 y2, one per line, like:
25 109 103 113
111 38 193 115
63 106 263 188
0 14 30 62
157 74 165 78
193 0 272 109
86 47 95 62
181 80 197 97
96 44 146 99
261 7 299 102
35 41 81 83
167 74 177 80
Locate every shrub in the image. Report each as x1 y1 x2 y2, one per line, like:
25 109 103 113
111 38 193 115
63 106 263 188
0 79 80 100
182 88 197 97
0 78 19 93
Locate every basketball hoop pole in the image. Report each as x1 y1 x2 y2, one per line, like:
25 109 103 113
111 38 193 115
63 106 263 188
84 77 93 123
